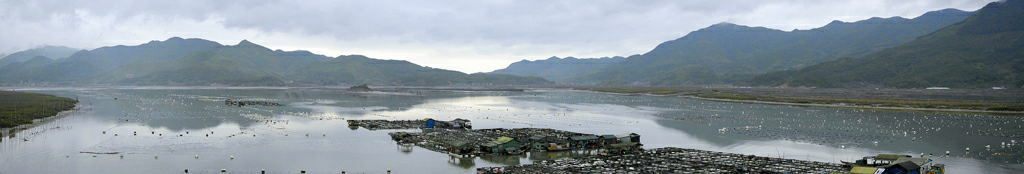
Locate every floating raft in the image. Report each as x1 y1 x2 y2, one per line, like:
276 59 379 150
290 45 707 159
224 99 282 107
348 118 471 130
476 147 846 174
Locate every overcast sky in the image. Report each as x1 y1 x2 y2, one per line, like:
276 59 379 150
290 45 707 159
0 0 996 73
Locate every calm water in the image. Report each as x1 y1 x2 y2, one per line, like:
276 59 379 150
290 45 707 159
1 87 1022 173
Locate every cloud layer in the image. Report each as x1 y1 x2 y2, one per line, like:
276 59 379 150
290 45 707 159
0 0 994 73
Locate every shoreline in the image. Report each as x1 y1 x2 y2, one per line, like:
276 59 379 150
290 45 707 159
1 103 81 137
680 95 1024 115
580 88 1024 115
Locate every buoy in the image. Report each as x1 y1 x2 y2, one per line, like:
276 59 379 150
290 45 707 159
221 169 227 173
261 169 266 174
184 169 189 173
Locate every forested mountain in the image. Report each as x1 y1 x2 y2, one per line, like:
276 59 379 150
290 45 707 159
490 56 625 82
511 8 973 85
0 38 550 86
584 9 973 85
748 0 1024 88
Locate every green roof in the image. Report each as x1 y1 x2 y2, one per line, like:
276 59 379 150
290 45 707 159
873 154 910 161
484 137 515 146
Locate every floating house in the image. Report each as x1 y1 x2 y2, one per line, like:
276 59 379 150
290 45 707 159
616 133 641 143
528 135 570 151
845 154 945 174
600 135 619 145
482 137 522 154
569 135 599 148
446 141 476 157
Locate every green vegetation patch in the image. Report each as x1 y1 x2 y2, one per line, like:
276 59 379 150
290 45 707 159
0 91 77 128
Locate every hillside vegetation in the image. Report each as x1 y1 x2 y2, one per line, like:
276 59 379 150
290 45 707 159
749 0 1024 88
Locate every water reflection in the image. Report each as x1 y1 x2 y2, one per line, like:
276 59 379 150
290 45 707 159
0 88 1020 173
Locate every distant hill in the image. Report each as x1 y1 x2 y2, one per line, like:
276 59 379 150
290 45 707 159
748 0 1024 88
0 46 80 67
568 8 974 85
490 56 625 82
0 38 550 86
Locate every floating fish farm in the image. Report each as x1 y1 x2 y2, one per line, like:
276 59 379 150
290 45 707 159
224 99 283 107
476 147 846 174
347 118 472 130
388 128 642 157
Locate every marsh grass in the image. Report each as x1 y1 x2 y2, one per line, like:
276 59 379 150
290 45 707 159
0 91 77 128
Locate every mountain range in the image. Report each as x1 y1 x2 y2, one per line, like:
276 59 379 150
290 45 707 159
3 1 1020 89
0 46 80 67
0 38 550 86
490 56 625 82
748 0 1024 88
491 8 976 86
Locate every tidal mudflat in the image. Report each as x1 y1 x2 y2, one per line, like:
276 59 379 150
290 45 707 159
0 87 1021 173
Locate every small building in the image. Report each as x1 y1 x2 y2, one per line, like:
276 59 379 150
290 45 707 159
600 135 619 145
847 154 944 174
529 135 570 151
616 133 641 143
424 118 437 128
569 135 599 148
446 141 476 157
448 118 472 129
482 137 521 154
